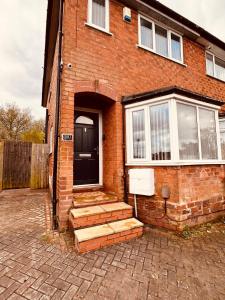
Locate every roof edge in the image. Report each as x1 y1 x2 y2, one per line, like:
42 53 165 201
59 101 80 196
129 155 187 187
122 86 224 107
140 0 225 50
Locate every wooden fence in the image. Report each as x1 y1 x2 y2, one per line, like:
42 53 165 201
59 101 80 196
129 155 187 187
0 141 49 190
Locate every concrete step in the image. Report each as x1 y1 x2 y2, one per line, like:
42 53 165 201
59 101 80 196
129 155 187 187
73 191 118 208
70 202 133 229
74 218 144 253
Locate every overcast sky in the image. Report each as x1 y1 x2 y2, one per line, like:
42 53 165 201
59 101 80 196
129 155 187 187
0 0 225 120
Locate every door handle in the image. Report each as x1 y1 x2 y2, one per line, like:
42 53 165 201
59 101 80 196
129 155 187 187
94 146 99 155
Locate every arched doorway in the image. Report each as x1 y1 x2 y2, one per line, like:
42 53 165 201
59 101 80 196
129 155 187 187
73 91 124 199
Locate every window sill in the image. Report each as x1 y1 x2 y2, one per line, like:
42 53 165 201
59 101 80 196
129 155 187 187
137 44 187 67
85 23 113 36
206 74 225 84
126 161 225 166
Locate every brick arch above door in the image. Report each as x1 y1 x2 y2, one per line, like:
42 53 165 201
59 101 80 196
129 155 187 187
74 80 119 102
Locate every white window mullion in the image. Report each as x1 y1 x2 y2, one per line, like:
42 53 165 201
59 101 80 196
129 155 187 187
216 111 222 160
196 107 202 160
152 21 156 52
105 0 109 32
145 106 151 161
88 0 92 24
171 99 179 161
168 30 172 59
213 54 216 77
138 14 141 46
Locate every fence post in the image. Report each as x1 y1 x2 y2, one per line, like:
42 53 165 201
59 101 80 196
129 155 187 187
0 141 4 191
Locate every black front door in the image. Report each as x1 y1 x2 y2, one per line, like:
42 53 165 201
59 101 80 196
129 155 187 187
74 111 99 185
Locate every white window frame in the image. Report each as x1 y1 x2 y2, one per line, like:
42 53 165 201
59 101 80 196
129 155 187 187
125 94 224 166
87 0 110 33
138 14 184 64
206 51 225 82
219 117 225 160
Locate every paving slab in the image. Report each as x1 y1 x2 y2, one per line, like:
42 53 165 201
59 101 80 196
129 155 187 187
0 188 225 300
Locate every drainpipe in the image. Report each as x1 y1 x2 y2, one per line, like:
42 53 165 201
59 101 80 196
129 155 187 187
122 104 128 203
52 0 64 230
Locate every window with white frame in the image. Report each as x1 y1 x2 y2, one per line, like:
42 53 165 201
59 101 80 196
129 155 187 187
206 52 225 82
126 96 223 164
88 0 109 31
138 15 183 63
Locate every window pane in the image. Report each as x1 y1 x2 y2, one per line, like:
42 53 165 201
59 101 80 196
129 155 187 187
150 103 171 160
155 25 168 57
219 120 225 131
219 120 225 160
177 103 199 160
215 57 225 81
140 18 153 49
92 0 105 28
132 110 146 159
76 116 94 125
171 33 181 61
206 53 214 76
199 108 218 159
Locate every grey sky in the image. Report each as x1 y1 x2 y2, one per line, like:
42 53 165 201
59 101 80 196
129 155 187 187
0 0 224 120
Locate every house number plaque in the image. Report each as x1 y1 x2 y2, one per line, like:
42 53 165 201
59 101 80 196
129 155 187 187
62 134 73 141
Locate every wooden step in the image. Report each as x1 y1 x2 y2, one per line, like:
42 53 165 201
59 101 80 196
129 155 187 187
74 218 144 253
70 202 133 229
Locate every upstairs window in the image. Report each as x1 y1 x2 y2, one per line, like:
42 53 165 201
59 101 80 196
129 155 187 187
88 0 109 31
138 15 183 63
206 52 225 82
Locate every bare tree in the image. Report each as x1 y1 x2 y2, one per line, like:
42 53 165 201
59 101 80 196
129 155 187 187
0 103 32 140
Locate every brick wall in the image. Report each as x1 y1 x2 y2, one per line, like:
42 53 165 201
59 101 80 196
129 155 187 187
45 0 225 229
127 165 225 230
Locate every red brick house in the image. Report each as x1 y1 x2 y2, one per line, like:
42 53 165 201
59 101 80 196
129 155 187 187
42 0 225 252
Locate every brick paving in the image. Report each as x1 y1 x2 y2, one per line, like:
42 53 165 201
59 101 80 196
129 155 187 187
0 189 225 299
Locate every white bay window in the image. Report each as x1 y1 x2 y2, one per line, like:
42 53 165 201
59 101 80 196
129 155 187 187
126 95 223 165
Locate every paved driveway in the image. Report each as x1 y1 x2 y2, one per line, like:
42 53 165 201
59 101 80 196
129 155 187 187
0 189 225 300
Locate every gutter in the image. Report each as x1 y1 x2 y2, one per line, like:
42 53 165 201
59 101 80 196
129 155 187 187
52 0 64 230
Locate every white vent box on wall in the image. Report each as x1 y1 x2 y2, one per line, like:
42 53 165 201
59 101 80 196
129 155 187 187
123 7 131 22
129 169 155 196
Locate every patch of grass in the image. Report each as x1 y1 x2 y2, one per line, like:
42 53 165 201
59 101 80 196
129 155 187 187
178 219 225 240
180 225 192 239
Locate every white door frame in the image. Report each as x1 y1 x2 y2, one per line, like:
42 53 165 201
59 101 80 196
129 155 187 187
74 107 103 187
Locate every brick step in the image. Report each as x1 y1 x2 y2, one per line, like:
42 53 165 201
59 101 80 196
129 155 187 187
70 202 133 229
74 218 144 253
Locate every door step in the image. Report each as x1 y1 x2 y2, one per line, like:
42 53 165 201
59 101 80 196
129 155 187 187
74 218 144 253
70 202 133 229
73 191 118 208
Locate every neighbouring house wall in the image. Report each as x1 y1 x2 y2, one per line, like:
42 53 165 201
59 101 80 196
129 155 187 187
126 165 225 231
